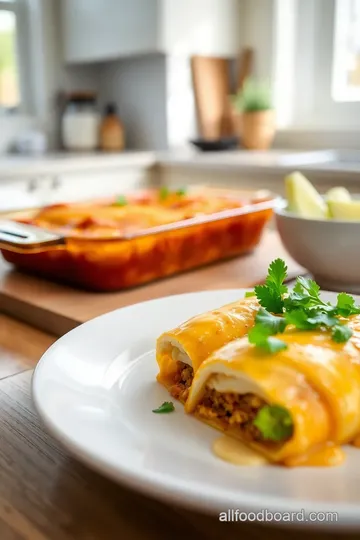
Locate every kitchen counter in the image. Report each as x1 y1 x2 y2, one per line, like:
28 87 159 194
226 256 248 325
159 149 334 170
158 148 360 179
0 151 156 180
1 148 360 213
2 148 360 181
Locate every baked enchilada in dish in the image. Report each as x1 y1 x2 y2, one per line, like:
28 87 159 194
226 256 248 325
1 187 275 291
156 296 259 403
155 259 360 467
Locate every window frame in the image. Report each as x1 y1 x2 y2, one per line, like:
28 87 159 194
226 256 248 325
0 0 35 115
269 0 360 135
331 0 360 103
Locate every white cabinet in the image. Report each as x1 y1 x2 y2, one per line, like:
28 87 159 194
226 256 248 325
159 0 243 57
61 0 243 64
62 0 159 64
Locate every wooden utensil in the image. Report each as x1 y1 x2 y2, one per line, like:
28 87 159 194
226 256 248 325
191 56 233 139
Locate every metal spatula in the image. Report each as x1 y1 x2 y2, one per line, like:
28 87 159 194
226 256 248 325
0 220 65 251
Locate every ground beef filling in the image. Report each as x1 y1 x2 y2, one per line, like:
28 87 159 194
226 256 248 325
196 388 267 442
169 361 194 402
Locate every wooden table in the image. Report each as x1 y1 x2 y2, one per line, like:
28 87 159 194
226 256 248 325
0 233 353 539
0 231 304 336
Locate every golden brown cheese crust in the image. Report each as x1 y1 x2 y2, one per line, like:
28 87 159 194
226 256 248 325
25 191 247 238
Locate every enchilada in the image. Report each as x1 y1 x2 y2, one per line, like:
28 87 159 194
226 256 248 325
185 322 360 466
156 296 259 403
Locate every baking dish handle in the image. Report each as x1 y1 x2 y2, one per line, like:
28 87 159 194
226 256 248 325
0 220 65 252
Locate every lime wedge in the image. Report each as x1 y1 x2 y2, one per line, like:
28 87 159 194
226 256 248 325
326 187 351 203
328 200 360 221
285 171 328 218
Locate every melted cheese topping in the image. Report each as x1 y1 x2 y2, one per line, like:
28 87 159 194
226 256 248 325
283 443 345 467
213 437 345 468
26 190 247 238
156 297 259 382
213 436 268 466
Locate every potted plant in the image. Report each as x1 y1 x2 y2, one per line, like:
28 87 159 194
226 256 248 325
232 78 275 150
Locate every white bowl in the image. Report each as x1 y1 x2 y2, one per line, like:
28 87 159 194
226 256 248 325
275 205 360 293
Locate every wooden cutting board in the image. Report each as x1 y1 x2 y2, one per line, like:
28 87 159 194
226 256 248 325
191 56 233 138
0 230 304 337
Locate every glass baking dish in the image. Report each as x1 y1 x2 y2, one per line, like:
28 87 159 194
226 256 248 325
0 187 278 291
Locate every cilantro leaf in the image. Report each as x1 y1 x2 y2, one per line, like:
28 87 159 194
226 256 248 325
296 276 320 298
285 276 329 311
336 293 360 317
254 284 285 314
114 195 127 206
254 259 288 313
266 259 288 292
159 187 169 200
284 308 312 329
306 312 339 328
285 309 338 330
244 291 256 298
248 310 287 353
248 323 271 344
332 324 353 343
176 187 187 196
255 308 287 334
262 337 288 354
248 326 287 354
251 259 358 350
152 401 175 414
253 405 294 442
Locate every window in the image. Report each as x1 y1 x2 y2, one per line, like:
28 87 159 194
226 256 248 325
0 0 31 115
270 0 360 130
332 0 360 102
0 7 19 110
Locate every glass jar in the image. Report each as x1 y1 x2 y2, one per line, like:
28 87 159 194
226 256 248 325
61 92 99 151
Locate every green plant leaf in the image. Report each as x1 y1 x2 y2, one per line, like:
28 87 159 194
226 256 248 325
232 77 272 113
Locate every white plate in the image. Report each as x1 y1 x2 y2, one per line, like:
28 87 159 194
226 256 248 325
33 289 360 531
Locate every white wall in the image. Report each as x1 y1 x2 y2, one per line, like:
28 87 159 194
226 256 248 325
99 54 168 150
241 0 275 79
160 0 243 56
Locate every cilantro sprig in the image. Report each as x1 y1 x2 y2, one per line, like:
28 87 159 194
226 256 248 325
159 187 170 200
159 186 187 200
332 324 353 343
336 293 360 317
114 194 127 206
245 258 358 353
254 259 288 314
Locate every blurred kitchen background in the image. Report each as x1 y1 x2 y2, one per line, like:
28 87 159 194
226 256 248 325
1 0 360 212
